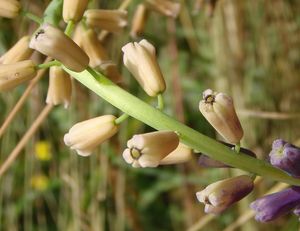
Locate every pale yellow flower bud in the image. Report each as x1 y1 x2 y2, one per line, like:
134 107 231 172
46 66 72 108
146 0 181 18
130 4 148 39
81 29 109 67
160 143 193 165
64 115 119 156
122 39 166 97
0 0 21 18
0 60 36 91
29 23 89 72
122 131 179 168
199 89 243 144
72 25 84 47
0 36 33 64
63 0 88 23
98 61 122 83
196 175 254 214
84 9 128 33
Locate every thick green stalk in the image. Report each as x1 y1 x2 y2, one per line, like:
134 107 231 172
63 66 300 186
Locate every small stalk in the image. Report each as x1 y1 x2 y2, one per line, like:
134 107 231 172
37 60 60 69
115 113 129 125
65 20 75 36
22 11 43 24
234 142 240 153
157 93 164 110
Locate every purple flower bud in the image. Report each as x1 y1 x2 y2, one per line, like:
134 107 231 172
198 141 256 168
250 186 300 222
269 139 300 177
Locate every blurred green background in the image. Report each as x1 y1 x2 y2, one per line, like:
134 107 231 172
0 0 300 230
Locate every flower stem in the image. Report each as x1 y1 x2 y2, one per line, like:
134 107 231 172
157 94 164 110
65 20 75 37
22 11 43 24
234 142 241 153
115 113 129 125
37 60 60 69
62 66 300 186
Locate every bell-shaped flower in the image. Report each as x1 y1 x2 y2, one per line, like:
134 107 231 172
269 139 300 177
0 36 33 64
30 23 89 72
63 0 88 23
0 60 36 91
159 143 193 165
46 66 72 108
98 61 122 84
122 39 166 97
122 131 179 168
0 0 21 18
250 186 300 222
84 9 128 33
199 89 243 144
64 115 119 156
81 29 109 67
196 175 254 214
130 4 148 38
146 0 181 18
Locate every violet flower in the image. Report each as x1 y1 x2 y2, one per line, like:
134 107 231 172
250 186 300 222
269 139 300 177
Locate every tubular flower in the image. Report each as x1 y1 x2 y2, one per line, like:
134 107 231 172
122 39 166 97
64 115 119 156
84 9 128 33
29 23 89 72
160 143 193 165
269 139 300 177
196 175 254 214
0 60 36 91
250 186 300 222
0 36 33 64
63 0 88 23
98 61 123 84
146 0 181 18
199 89 243 144
46 66 72 108
81 29 109 68
0 0 21 18
122 131 179 168
130 4 148 39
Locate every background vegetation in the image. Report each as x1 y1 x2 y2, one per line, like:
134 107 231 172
0 0 300 230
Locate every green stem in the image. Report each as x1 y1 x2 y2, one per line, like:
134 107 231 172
157 94 164 110
62 66 300 186
234 142 241 153
65 20 75 37
115 113 129 125
22 11 43 24
37 60 60 69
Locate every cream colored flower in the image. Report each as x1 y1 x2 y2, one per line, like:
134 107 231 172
122 131 179 168
0 60 36 91
64 115 119 156
30 23 89 72
199 89 243 144
196 175 254 214
81 29 109 67
63 0 89 23
0 36 33 64
84 9 128 33
46 66 72 108
98 61 123 84
160 143 193 165
0 0 21 18
146 0 181 18
130 4 148 38
122 39 166 97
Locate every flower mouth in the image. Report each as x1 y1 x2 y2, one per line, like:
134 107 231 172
205 95 215 104
130 147 141 159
